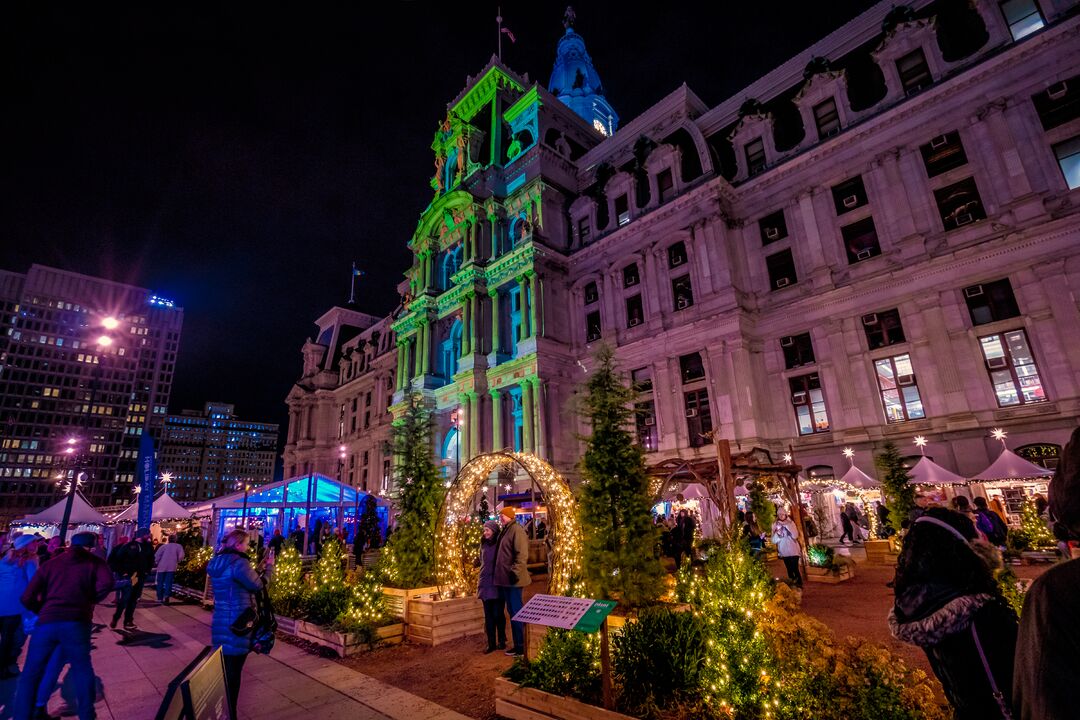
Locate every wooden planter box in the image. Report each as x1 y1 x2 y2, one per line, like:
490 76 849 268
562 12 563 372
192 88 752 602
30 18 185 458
864 539 898 565
806 565 854 584
382 586 438 625
407 596 484 646
495 677 634 720
292 620 405 657
1019 550 1059 564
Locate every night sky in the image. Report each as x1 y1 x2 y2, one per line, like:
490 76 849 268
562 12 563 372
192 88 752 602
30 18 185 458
1 1 876 439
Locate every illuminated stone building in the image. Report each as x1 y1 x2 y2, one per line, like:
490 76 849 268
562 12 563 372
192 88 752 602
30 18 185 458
287 1 1080 498
0 264 183 523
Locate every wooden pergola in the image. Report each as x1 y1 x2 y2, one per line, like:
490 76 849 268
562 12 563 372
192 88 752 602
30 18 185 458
647 437 809 575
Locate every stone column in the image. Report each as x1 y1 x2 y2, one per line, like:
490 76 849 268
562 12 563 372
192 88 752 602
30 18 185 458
531 379 545 459
490 389 503 450
490 289 501 354
529 273 540 339
518 275 530 339
461 298 471 357
469 391 480 457
458 393 470 463
471 294 481 353
419 321 431 375
520 380 534 453
395 342 405 390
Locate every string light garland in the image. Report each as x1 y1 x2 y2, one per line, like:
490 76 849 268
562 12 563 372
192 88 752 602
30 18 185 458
435 451 582 597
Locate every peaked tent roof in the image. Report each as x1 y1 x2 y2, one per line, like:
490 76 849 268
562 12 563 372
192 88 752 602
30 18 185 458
971 448 1053 482
111 493 193 523
15 491 108 526
908 456 966 486
839 464 881 490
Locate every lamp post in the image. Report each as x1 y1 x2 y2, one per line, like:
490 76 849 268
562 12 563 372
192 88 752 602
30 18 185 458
337 445 346 533
58 318 119 544
237 479 253 529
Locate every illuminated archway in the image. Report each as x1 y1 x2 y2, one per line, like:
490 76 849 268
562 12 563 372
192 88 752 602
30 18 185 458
435 451 581 597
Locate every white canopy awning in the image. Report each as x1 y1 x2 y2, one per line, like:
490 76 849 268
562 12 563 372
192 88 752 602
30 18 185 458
971 448 1053 482
908 456 966 486
14 491 108 526
838 464 881 490
111 493 194 523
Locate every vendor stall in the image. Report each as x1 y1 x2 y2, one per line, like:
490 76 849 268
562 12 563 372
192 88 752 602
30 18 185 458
109 492 195 540
970 447 1052 523
10 491 109 538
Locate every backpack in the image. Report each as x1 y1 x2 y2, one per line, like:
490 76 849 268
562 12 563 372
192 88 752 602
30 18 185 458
976 510 1008 546
108 542 140 576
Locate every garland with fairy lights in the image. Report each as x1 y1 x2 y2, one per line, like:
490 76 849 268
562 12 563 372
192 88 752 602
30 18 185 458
435 451 582 597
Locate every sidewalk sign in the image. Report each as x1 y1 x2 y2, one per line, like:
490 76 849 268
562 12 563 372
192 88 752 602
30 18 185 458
156 645 231 720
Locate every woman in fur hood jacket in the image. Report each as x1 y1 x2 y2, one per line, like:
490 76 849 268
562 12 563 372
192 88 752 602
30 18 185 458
888 507 1017 720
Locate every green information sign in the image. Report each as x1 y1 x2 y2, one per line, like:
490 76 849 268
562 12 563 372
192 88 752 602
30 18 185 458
512 594 618 633
572 599 618 633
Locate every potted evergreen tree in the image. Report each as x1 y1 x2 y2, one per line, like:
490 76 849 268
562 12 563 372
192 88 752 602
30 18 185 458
869 441 914 563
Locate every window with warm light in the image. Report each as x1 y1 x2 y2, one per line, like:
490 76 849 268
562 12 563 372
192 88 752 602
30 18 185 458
684 389 712 447
875 354 925 423
790 374 830 435
979 329 1047 406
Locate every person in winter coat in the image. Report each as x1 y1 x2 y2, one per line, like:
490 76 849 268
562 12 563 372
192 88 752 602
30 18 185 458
839 507 855 545
889 507 1017 720
108 527 155 630
476 520 506 653
153 535 185 604
771 508 802 588
1013 425 1080 720
494 507 529 656
0 536 36 679
207 528 264 720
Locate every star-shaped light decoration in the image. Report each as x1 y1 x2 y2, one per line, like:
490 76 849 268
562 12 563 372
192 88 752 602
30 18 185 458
991 427 1008 447
782 453 793 464
842 447 855 463
160 471 174 494
913 435 928 454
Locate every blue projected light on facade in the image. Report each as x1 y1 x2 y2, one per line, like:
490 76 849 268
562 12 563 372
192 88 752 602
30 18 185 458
509 386 524 452
441 320 462 378
509 286 522 357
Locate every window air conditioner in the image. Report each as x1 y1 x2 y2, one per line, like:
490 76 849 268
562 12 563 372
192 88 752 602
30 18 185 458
955 213 973 227
780 335 795 348
842 194 859 208
792 391 807 405
775 277 791 288
629 317 642 327
930 135 949 149
964 285 984 298
897 374 915 386
671 254 685 266
676 297 689 309
856 249 873 260
644 416 655 426
765 227 780 240
1048 82 1068 101
685 407 698 418
862 313 879 326
625 276 638 287
825 126 840 138
986 356 1009 369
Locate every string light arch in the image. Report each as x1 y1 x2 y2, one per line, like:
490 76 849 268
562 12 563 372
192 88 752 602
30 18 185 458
435 451 582 597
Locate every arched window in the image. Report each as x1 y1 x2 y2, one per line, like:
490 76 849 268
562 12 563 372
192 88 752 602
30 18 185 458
442 427 460 478
1016 443 1061 470
440 245 462 289
444 148 458 192
509 213 530 245
805 464 834 483
440 319 463 379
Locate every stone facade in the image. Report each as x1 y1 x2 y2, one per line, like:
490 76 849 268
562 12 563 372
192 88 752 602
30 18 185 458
285 0 1080 494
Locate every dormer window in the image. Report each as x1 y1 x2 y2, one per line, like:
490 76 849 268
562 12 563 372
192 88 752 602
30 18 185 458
583 282 599 305
897 49 932 95
623 263 640 288
615 194 630 226
813 98 841 139
745 138 766 176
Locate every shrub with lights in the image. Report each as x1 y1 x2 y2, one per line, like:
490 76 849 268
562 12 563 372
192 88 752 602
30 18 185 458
174 545 213 589
1007 497 1056 553
876 441 916 532
268 546 305 618
304 537 351 625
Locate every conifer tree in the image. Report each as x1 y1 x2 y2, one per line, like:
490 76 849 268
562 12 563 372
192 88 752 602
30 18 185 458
876 441 916 531
475 493 491 523
578 345 664 608
380 394 445 588
356 494 381 550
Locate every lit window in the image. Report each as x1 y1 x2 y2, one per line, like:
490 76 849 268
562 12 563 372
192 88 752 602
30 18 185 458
684 389 713 447
1053 136 1080 190
979 329 1046 406
593 118 609 136
790 374 830 435
745 138 766 176
813 98 841 139
1000 0 1044 40
875 354 925 423
635 401 658 452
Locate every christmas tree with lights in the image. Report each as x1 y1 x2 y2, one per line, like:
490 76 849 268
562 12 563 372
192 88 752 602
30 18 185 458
268 546 304 618
1018 498 1056 549
578 345 664 608
876 441 916 532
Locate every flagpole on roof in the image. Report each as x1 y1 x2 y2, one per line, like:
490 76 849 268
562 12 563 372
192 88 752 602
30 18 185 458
497 8 503 61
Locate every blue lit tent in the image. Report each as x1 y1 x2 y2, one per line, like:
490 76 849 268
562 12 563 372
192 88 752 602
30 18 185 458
190 472 390 550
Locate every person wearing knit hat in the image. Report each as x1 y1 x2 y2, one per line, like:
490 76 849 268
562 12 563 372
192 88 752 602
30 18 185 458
494 507 529 656
1 535 39 679
477 520 506 653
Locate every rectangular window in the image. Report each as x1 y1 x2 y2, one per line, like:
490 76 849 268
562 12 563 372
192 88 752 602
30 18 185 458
635 400 658 452
585 310 602 342
935 177 987 231
875 354 926 423
766 248 798 290
831 176 868 215
813 97 841 139
583 282 599 305
631 366 653 392
1000 0 1045 40
684 389 713 447
920 131 968 178
657 168 675 203
979 329 1046 406
668 241 688 268
623 263 640 288
758 209 788 245
841 217 881 263
364 411 370 428
672 275 693 311
1053 136 1080 189
964 278 1020 325
679 352 706 384
897 48 932 95
790 374 830 435
781 333 815 369
862 309 907 349
615 194 630 226
578 218 592 245
1032 76 1080 130
626 295 644 328
745 138 766 176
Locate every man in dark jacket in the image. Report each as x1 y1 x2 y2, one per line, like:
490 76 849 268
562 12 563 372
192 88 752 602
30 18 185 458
14 532 113 720
1014 426 1080 719
109 527 155 630
494 507 529 656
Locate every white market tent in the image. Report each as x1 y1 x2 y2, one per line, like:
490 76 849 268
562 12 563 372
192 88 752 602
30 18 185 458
907 456 967 486
970 448 1053 483
12 491 109 527
838 464 881 490
111 493 193 524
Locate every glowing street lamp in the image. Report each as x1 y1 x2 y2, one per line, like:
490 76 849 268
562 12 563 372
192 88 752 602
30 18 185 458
101 316 120 330
237 479 254 528
95 335 113 348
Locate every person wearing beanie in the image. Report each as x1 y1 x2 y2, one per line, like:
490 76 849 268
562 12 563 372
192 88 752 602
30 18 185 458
1014 426 1080 719
477 520 505 653
0 536 39 679
494 507 529 656
14 532 112 720
108 527 155 630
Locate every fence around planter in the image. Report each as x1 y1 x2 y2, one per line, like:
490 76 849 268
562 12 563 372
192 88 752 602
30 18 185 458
495 677 635 720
